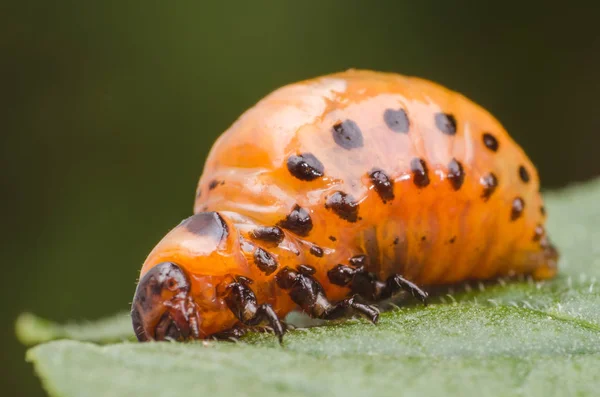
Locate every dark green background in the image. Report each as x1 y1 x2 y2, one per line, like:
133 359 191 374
2 2 599 395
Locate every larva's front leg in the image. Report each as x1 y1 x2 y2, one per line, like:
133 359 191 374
218 276 286 343
275 265 379 323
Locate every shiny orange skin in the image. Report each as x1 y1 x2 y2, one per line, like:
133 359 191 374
139 69 557 338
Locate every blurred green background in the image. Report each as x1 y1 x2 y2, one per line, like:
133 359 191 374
2 1 599 395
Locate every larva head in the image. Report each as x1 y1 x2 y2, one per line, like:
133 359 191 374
131 212 244 341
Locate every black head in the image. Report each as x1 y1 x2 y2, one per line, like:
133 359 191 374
131 262 197 341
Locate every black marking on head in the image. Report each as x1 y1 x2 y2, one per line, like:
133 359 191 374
329 236 337 242
309 245 324 257
434 112 457 135
277 205 313 237
349 254 368 268
393 237 399 245
131 262 191 341
447 158 465 191
410 158 430 188
325 191 360 222
332 119 364 150
540 206 546 216
480 173 498 201
297 264 316 276
518 165 530 183
369 168 395 203
250 226 285 244
511 197 525 221
209 180 224 190
449 236 456 244
421 236 426 242
253 247 278 275
286 153 324 181
183 212 228 241
482 133 499 152
383 108 410 133
533 225 544 242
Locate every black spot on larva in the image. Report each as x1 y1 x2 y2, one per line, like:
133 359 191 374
482 133 499 152
393 237 399 245
511 197 525 221
540 206 546 216
480 172 498 201
209 180 220 190
533 225 544 242
325 191 360 222
182 212 228 241
250 226 285 245
410 158 430 188
277 205 313 237
286 153 324 181
519 165 530 183
449 236 456 244
329 236 337 242
383 108 410 133
253 247 278 275
369 168 395 203
332 119 364 150
297 264 316 276
309 245 324 257
447 158 465 191
434 112 457 135
349 254 368 268
421 236 426 242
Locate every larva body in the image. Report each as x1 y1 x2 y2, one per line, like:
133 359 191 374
131 70 558 341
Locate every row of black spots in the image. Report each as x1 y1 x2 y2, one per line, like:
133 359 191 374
287 153 324 181
333 110 458 153
325 191 360 222
253 247 278 275
369 168 395 203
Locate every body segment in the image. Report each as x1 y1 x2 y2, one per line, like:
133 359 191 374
132 70 558 341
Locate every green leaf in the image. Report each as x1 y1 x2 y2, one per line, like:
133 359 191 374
21 178 600 397
15 311 134 346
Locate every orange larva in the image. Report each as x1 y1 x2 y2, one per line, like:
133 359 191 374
131 69 558 342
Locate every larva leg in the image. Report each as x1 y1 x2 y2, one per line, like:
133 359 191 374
221 276 285 343
328 263 428 304
275 266 379 323
380 275 428 304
